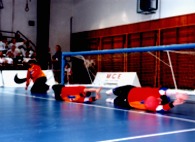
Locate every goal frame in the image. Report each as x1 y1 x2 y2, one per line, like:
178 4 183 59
61 43 195 87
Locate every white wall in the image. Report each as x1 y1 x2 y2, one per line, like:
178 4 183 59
49 0 73 53
0 0 37 44
160 0 195 18
0 0 195 53
72 0 195 33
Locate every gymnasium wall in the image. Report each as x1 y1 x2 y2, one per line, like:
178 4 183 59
72 0 195 33
1 0 195 54
0 0 37 46
71 13 195 88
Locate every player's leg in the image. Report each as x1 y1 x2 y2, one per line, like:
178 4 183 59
106 85 134 96
113 85 134 96
52 84 64 100
31 77 49 93
84 87 102 94
113 96 131 109
106 85 134 109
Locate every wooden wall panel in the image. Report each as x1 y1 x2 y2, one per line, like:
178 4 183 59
140 52 157 87
101 37 113 71
128 33 141 47
101 37 112 50
112 35 125 71
161 28 178 45
73 13 195 38
112 35 125 48
87 38 100 50
71 13 195 87
176 53 195 89
178 26 195 43
100 36 125 72
159 52 175 87
141 31 157 47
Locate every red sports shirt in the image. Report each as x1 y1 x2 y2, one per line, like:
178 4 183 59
26 64 46 84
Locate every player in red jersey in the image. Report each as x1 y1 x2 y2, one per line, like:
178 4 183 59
106 85 188 112
52 84 101 103
25 59 49 93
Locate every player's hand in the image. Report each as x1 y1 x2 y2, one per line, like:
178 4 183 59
173 99 185 106
175 92 188 100
173 93 188 106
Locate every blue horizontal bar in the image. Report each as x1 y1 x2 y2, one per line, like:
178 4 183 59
61 43 195 84
62 43 195 56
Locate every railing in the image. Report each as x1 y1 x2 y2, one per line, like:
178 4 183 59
0 30 36 50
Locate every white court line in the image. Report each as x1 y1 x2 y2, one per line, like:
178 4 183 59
85 104 195 123
98 128 195 142
1 90 56 101
2 89 195 142
2 89 195 124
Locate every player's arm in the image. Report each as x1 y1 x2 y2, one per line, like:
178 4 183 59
84 87 102 99
173 93 188 106
25 71 30 90
159 88 188 111
157 93 188 111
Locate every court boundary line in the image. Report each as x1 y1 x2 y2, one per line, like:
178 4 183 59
2 89 195 124
2 89 195 141
98 128 195 142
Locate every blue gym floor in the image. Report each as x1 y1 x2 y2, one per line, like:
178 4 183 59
0 87 195 142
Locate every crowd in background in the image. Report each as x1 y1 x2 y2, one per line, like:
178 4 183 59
0 32 99 84
0 32 73 84
0 33 36 69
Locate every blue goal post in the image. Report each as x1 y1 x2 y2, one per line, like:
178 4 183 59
61 43 195 85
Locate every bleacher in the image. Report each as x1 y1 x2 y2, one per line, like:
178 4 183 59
0 30 36 70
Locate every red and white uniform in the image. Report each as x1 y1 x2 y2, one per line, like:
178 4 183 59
128 87 173 111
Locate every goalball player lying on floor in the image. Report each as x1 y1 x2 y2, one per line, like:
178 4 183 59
106 85 188 112
52 84 102 103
